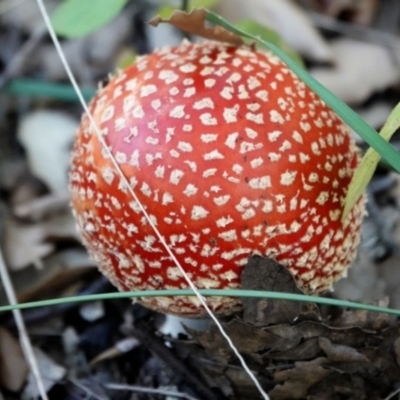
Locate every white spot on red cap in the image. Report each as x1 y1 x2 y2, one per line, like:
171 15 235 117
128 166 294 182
268 131 282 142
200 113 217 125
133 105 144 119
101 106 114 122
270 110 285 124
184 87 196 97
219 229 237 242
216 216 234 227
232 164 243 174
245 128 258 139
129 150 140 168
316 191 329 205
246 113 264 124
281 171 297 186
220 87 233 100
201 133 218 143
170 169 184 185
268 152 281 162
292 131 303 143
183 184 198 196
204 150 224 160
240 142 263 154
140 85 157 97
223 105 239 123
162 192 173 205
214 195 230 206
158 70 178 84
300 153 310 163
169 105 185 118
204 78 216 88
255 90 268 102
177 141 193 152
193 98 214 110
179 63 197 73
248 176 271 189
191 205 209 220
225 132 239 149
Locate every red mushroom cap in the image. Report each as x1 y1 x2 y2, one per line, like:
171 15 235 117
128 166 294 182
69 40 366 317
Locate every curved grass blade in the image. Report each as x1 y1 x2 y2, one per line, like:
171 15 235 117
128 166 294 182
1 289 400 317
205 10 400 174
342 101 400 221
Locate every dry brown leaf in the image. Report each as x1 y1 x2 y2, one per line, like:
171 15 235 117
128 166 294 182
187 319 286 363
0 327 28 392
241 256 321 326
3 211 81 271
17 249 95 303
332 299 391 331
264 338 320 361
22 347 66 398
13 191 70 221
270 358 330 400
2 218 55 270
319 337 369 363
149 8 244 46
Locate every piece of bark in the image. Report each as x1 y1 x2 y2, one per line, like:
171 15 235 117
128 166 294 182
241 255 321 326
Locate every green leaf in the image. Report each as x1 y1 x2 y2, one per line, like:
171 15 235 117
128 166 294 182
50 0 129 38
342 102 400 222
205 10 400 175
235 20 304 68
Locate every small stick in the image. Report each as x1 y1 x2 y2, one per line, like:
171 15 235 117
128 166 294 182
0 249 48 400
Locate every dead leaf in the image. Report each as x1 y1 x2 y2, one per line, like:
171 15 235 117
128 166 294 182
149 8 244 46
264 338 320 361
270 358 330 400
332 299 391 330
187 319 286 362
241 255 321 326
310 38 400 104
2 210 81 271
16 249 95 303
2 217 55 270
21 347 66 399
13 191 70 221
0 327 28 392
319 337 369 363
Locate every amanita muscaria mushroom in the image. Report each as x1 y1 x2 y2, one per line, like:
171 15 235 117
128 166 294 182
69 40 366 317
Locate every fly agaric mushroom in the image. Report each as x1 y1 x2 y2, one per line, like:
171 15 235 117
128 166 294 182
69 40 366 317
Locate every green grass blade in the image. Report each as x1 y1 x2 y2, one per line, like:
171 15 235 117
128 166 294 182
342 101 400 221
5 79 95 101
1 289 400 317
205 10 400 174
